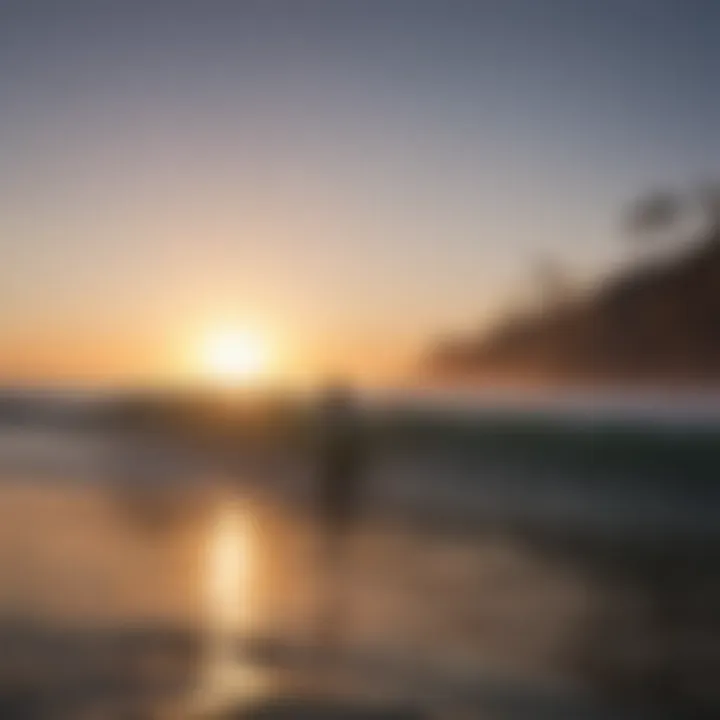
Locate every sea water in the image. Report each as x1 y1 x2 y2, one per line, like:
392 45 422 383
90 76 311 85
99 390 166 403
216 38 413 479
0 391 717 718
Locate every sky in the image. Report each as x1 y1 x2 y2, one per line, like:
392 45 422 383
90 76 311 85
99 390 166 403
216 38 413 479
2 0 720 384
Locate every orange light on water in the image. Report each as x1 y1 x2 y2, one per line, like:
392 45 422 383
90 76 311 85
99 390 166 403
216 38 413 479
206 503 249 635
195 502 270 711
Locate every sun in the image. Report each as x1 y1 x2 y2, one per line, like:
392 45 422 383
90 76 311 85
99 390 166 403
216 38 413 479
200 328 270 384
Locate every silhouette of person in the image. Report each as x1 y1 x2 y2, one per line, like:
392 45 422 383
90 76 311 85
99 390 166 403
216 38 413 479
314 380 365 651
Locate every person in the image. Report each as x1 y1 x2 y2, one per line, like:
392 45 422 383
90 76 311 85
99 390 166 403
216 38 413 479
313 380 365 651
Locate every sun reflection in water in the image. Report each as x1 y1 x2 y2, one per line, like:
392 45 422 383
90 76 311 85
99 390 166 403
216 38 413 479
193 499 270 713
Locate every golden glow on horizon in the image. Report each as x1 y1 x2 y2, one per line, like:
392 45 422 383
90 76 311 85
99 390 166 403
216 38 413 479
0 320 413 387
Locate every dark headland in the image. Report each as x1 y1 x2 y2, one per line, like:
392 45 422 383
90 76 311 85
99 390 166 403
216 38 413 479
429 230 720 387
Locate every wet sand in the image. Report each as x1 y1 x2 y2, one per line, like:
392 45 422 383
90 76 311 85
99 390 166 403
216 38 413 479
0 429 717 718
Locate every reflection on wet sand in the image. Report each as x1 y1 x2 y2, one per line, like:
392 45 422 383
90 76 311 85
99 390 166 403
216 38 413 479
194 500 275 715
0 427 718 718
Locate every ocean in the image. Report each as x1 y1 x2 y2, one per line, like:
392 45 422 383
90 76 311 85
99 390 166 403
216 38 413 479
0 390 718 718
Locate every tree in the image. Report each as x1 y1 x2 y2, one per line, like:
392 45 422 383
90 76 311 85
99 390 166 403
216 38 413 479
625 189 683 239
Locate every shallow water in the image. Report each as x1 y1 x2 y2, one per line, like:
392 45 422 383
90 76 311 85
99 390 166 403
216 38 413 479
0 421 718 718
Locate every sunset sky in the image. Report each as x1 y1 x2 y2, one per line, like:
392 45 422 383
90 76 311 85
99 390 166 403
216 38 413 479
2 0 720 384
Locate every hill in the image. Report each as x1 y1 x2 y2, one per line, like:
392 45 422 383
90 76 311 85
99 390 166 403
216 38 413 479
429 234 720 386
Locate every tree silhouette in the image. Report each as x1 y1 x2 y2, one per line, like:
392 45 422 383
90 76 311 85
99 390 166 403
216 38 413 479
626 189 682 239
